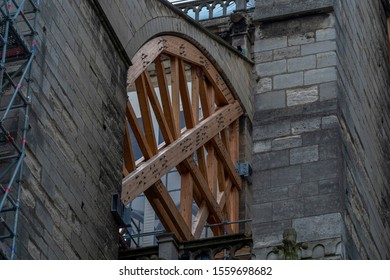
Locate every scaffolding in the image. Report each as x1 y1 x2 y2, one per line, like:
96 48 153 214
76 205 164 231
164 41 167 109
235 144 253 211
0 0 39 260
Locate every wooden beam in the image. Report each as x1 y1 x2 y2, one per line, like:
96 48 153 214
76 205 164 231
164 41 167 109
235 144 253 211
178 59 195 129
182 157 224 222
191 67 200 123
210 136 242 190
135 74 157 153
125 102 153 159
192 202 208 239
155 56 177 137
170 56 181 137
180 172 193 228
127 37 166 86
148 180 193 241
143 71 174 144
162 36 234 106
121 101 242 205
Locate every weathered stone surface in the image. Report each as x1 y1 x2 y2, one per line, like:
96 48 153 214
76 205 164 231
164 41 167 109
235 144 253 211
273 199 304 220
301 41 337 56
292 118 321 134
253 120 291 141
288 32 315 46
304 67 337 85
322 115 339 129
316 28 336 41
272 135 302 151
320 81 338 100
287 86 319 106
274 72 304 89
271 166 302 187
257 77 273 93
253 150 290 171
287 55 316 72
256 60 287 76
255 36 288 52
302 159 339 182
273 46 301 60
255 91 286 110
253 140 272 154
290 145 319 165
317 51 337 68
292 213 343 242
254 0 333 21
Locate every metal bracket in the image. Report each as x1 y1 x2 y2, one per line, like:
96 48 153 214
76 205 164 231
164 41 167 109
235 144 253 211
236 161 252 177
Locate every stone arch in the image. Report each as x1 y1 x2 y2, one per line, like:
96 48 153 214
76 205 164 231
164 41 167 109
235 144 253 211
121 35 244 242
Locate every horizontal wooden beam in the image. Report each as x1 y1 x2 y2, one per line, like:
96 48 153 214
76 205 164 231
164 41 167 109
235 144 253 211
121 101 242 205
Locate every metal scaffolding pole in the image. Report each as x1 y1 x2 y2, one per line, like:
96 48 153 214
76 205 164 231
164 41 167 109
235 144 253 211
0 0 38 260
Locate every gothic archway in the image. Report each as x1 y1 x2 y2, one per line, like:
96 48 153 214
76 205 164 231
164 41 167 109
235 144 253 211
121 36 243 242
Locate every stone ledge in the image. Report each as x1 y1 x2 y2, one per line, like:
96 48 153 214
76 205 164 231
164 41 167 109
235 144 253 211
254 0 334 22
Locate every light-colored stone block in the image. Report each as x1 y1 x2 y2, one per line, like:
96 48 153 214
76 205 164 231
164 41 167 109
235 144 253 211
287 86 319 106
257 77 273 94
253 140 272 153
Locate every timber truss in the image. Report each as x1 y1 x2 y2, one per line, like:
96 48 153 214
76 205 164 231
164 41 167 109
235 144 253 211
121 36 243 242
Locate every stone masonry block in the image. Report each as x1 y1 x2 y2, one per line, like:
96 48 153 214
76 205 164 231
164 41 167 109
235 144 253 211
254 51 273 63
253 140 272 154
303 193 341 216
255 36 287 52
292 213 343 242
274 72 304 90
252 170 271 189
302 159 339 182
271 165 301 187
272 135 302 151
253 203 273 223
253 120 291 141
287 86 319 106
301 41 336 55
273 199 304 221
257 77 272 93
292 117 321 134
254 186 289 204
288 32 315 46
317 51 337 68
255 91 286 111
320 81 338 100
290 145 319 164
256 60 287 77
322 115 339 129
319 178 339 194
302 129 339 145
273 46 301 60
287 55 316 72
316 28 336 41
304 67 337 85
253 150 290 171
319 143 339 160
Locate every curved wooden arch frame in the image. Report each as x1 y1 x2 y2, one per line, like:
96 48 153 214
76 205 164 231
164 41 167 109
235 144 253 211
122 35 243 241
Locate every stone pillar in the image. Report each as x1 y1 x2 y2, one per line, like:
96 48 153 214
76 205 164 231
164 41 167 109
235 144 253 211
157 233 179 260
251 0 345 260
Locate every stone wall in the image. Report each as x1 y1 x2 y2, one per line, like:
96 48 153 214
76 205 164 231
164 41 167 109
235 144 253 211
252 0 390 260
335 0 390 259
252 5 344 258
17 0 128 259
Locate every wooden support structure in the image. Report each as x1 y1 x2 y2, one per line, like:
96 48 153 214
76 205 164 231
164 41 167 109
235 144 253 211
122 36 244 243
